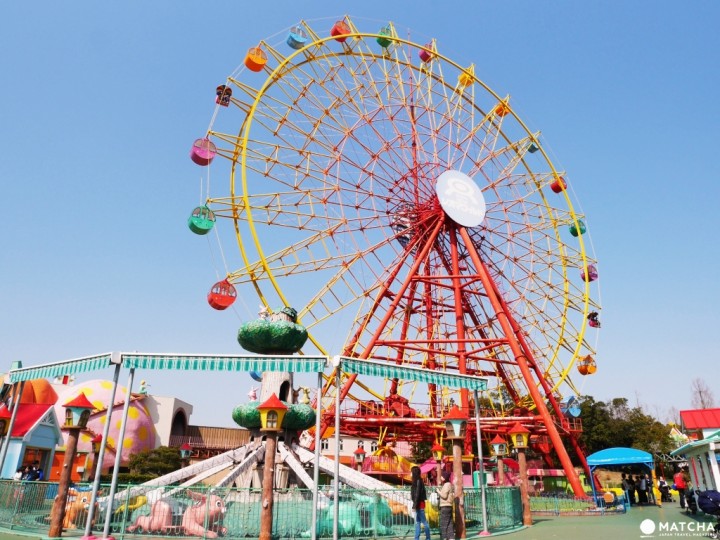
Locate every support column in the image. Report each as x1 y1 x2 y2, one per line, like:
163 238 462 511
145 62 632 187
49 428 81 538
460 227 585 497
517 448 532 527
452 441 466 539
259 435 277 540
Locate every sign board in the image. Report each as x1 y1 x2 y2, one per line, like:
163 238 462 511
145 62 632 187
436 170 486 227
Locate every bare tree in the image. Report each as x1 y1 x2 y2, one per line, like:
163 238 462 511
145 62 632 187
666 406 680 425
691 378 716 409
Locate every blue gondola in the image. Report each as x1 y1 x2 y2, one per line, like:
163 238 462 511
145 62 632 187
287 25 308 50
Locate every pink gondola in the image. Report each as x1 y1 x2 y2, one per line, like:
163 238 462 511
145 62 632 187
190 138 217 166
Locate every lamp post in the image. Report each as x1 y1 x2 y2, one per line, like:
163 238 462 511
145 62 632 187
443 405 467 539
508 422 532 527
354 447 366 472
257 393 287 540
431 443 445 486
490 434 508 486
49 392 94 538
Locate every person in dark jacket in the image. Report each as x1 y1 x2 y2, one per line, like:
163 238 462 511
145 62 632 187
410 466 431 540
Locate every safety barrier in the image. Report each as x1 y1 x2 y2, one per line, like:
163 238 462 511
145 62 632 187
530 491 627 515
0 481 525 538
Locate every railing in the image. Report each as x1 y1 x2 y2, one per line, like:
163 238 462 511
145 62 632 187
0 480 524 538
530 491 627 515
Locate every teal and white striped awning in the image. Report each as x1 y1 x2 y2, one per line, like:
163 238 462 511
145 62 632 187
670 429 720 456
122 353 327 373
339 356 487 390
8 353 118 383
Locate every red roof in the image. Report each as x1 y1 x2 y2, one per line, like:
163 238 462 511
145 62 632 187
7 403 54 437
444 405 468 420
257 393 287 411
680 408 720 430
63 392 95 409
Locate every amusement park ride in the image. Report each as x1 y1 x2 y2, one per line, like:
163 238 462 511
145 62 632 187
186 17 601 497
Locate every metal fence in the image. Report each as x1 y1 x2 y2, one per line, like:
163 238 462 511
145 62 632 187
0 480 524 538
530 491 627 516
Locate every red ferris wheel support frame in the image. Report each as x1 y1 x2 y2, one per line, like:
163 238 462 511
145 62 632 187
318 210 587 497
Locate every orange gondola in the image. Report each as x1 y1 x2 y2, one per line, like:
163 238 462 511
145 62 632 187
244 46 267 72
577 355 597 375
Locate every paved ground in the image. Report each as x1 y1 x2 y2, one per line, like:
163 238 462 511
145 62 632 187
500 504 718 539
1 504 717 540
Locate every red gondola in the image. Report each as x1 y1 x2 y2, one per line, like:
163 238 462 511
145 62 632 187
331 20 351 42
550 176 567 193
207 279 237 310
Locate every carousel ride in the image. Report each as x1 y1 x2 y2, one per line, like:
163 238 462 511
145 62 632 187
167 16 602 507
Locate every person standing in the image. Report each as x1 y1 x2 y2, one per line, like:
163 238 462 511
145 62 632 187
645 473 654 505
621 473 631 504
636 474 647 504
438 470 455 540
626 474 636 504
674 467 689 509
410 466 431 540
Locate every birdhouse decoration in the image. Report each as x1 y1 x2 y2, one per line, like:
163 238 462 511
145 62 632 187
431 442 445 461
508 422 530 449
257 393 288 432
180 442 192 459
443 405 468 440
354 447 366 470
91 434 103 453
490 434 508 457
62 392 95 429
0 406 11 436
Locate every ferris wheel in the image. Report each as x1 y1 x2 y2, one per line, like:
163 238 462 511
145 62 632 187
188 17 600 444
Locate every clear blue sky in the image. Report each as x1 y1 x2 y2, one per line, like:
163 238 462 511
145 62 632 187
1 1 718 427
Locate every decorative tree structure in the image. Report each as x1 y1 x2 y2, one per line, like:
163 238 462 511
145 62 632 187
237 307 308 355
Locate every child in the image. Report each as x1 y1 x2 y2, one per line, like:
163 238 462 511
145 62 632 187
438 470 455 540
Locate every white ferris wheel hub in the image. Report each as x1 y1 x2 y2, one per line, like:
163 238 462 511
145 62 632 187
435 170 486 228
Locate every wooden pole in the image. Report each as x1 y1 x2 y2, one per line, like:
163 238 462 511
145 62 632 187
49 428 81 538
259 434 277 540
518 449 533 526
452 442 466 539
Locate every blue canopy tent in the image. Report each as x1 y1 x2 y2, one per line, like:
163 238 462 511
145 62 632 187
586 447 655 506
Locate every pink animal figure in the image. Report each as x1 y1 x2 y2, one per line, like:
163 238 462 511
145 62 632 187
182 490 227 538
125 497 174 534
